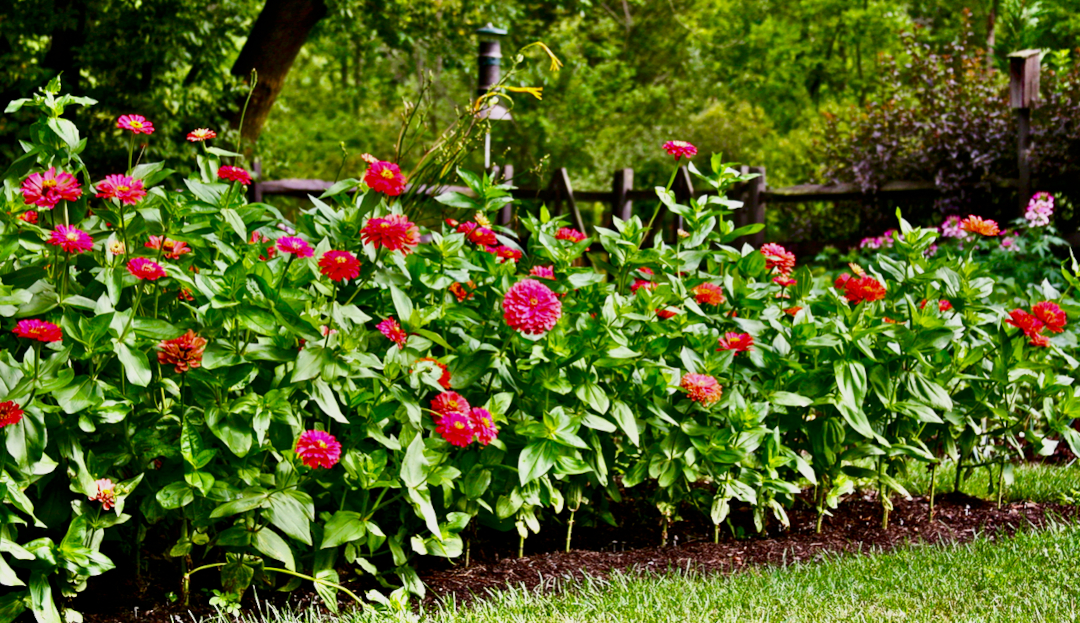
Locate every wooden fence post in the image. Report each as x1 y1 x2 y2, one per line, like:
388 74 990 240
1010 50 1040 215
610 168 634 225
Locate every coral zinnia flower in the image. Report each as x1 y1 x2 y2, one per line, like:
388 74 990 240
449 281 475 302
413 357 452 389
1029 332 1051 347
364 160 407 196
157 329 207 373
186 128 217 142
88 478 117 511
318 250 361 282
96 174 146 205
361 214 420 254
662 140 697 160
295 430 342 469
555 227 586 243
773 276 797 287
117 114 154 134
494 246 522 263
760 243 796 275
0 401 25 428
21 167 82 209
960 215 1000 237
1032 301 1066 333
530 265 555 280
717 332 753 354
470 407 499 445
18 211 38 224
431 391 471 417
656 307 678 320
49 225 94 254
275 236 313 258
13 319 62 343
843 276 886 304
377 317 408 349
680 373 723 407
436 411 476 447
784 306 803 316
127 257 167 281
1005 309 1044 337
692 283 726 306
217 165 252 186
502 279 562 336
145 236 191 260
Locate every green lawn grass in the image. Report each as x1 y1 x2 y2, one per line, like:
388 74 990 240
895 459 1080 504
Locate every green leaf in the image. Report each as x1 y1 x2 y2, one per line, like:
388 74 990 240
401 434 428 489
311 379 348 423
772 391 812 407
575 382 609 414
253 527 295 571
46 118 79 149
210 490 268 518
221 208 247 241
265 491 313 546
116 343 152 387
906 374 954 411
29 571 60 623
156 482 194 509
389 284 414 327
518 440 559 485
610 400 640 446
321 511 367 549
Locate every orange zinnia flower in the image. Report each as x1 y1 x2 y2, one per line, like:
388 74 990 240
960 215 1000 237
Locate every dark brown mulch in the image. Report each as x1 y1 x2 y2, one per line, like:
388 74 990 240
74 493 1079 623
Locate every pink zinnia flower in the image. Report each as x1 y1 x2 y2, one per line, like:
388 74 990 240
275 236 314 258
13 319 62 343
377 317 408 349
295 430 342 469
364 160 407 196
217 165 252 186
127 257 167 281
117 114 154 134
760 243 796 275
88 478 117 510
692 283 725 306
21 168 82 209
436 411 476 447
717 332 753 354
0 401 25 428
318 250 361 282
555 227 586 243
145 236 191 260
530 265 555 280
361 214 420 254
48 225 94 254
186 128 217 142
470 407 499 445
773 276 796 287
96 174 146 205
1032 301 1066 333
502 279 562 336
431 391 470 417
663 140 697 160
680 373 723 407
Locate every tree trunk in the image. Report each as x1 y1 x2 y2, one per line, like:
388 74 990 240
229 0 328 146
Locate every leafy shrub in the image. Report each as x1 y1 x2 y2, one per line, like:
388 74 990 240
1 80 1078 622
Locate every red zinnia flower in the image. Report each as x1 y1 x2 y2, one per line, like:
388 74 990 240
250 231 277 260
48 225 94 254
88 478 117 511
431 391 471 417
530 265 555 280
1005 309 1044 337
939 300 953 312
361 214 420 254
1029 333 1051 347
145 236 191 260
127 257 167 281
13 319 62 343
157 329 207 373
117 114 154 134
364 160 407 196
773 276 797 287
377 317 408 349
494 246 522 263
457 222 498 247
834 273 851 290
18 211 38 224
663 140 697 160
680 373 723 407
555 227 586 243
295 430 342 469
275 236 313 258
656 307 678 320
449 281 475 302
96 174 146 205
692 283 726 306
217 165 252 186
760 243 796 275
186 128 216 142
1032 301 1067 333
784 306 803 316
717 332 754 354
843 276 886 304
21 167 82 209
470 407 499 445
502 279 562 336
178 289 194 302
435 411 476 447
0 401 24 428
960 215 999 237
413 357 452 389
318 250 361 282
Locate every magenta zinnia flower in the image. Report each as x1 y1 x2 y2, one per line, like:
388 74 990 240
20 167 82 209
13 319 62 343
95 174 147 205
377 317 408 349
275 236 314 258
663 140 697 160
435 411 476 447
318 250 361 282
361 214 420 254
717 332 754 354
217 165 252 186
127 257 167 281
470 407 499 445
0 401 25 428
530 265 555 280
364 160 407 196
502 279 562 336
295 430 342 469
680 373 723 407
117 114 154 134
48 225 94 254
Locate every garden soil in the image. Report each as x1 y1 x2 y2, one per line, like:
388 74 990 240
74 492 1080 622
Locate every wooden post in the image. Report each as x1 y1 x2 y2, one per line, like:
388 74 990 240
610 168 634 225
498 165 514 226
1010 50 1040 215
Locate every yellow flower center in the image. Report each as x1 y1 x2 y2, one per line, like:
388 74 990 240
454 422 465 430
129 120 143 128
317 441 326 448
529 297 538 305
448 400 458 408
482 418 491 426
117 185 129 192
66 232 80 241
42 179 57 189
336 256 346 263
380 169 396 180
672 141 689 147
380 222 390 228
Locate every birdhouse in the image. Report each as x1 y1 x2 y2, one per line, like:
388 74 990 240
1009 50 1041 109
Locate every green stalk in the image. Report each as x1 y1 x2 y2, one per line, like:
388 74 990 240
929 462 937 521
565 508 576 553
234 69 258 156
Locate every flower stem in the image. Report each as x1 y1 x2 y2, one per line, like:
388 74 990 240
276 255 296 292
